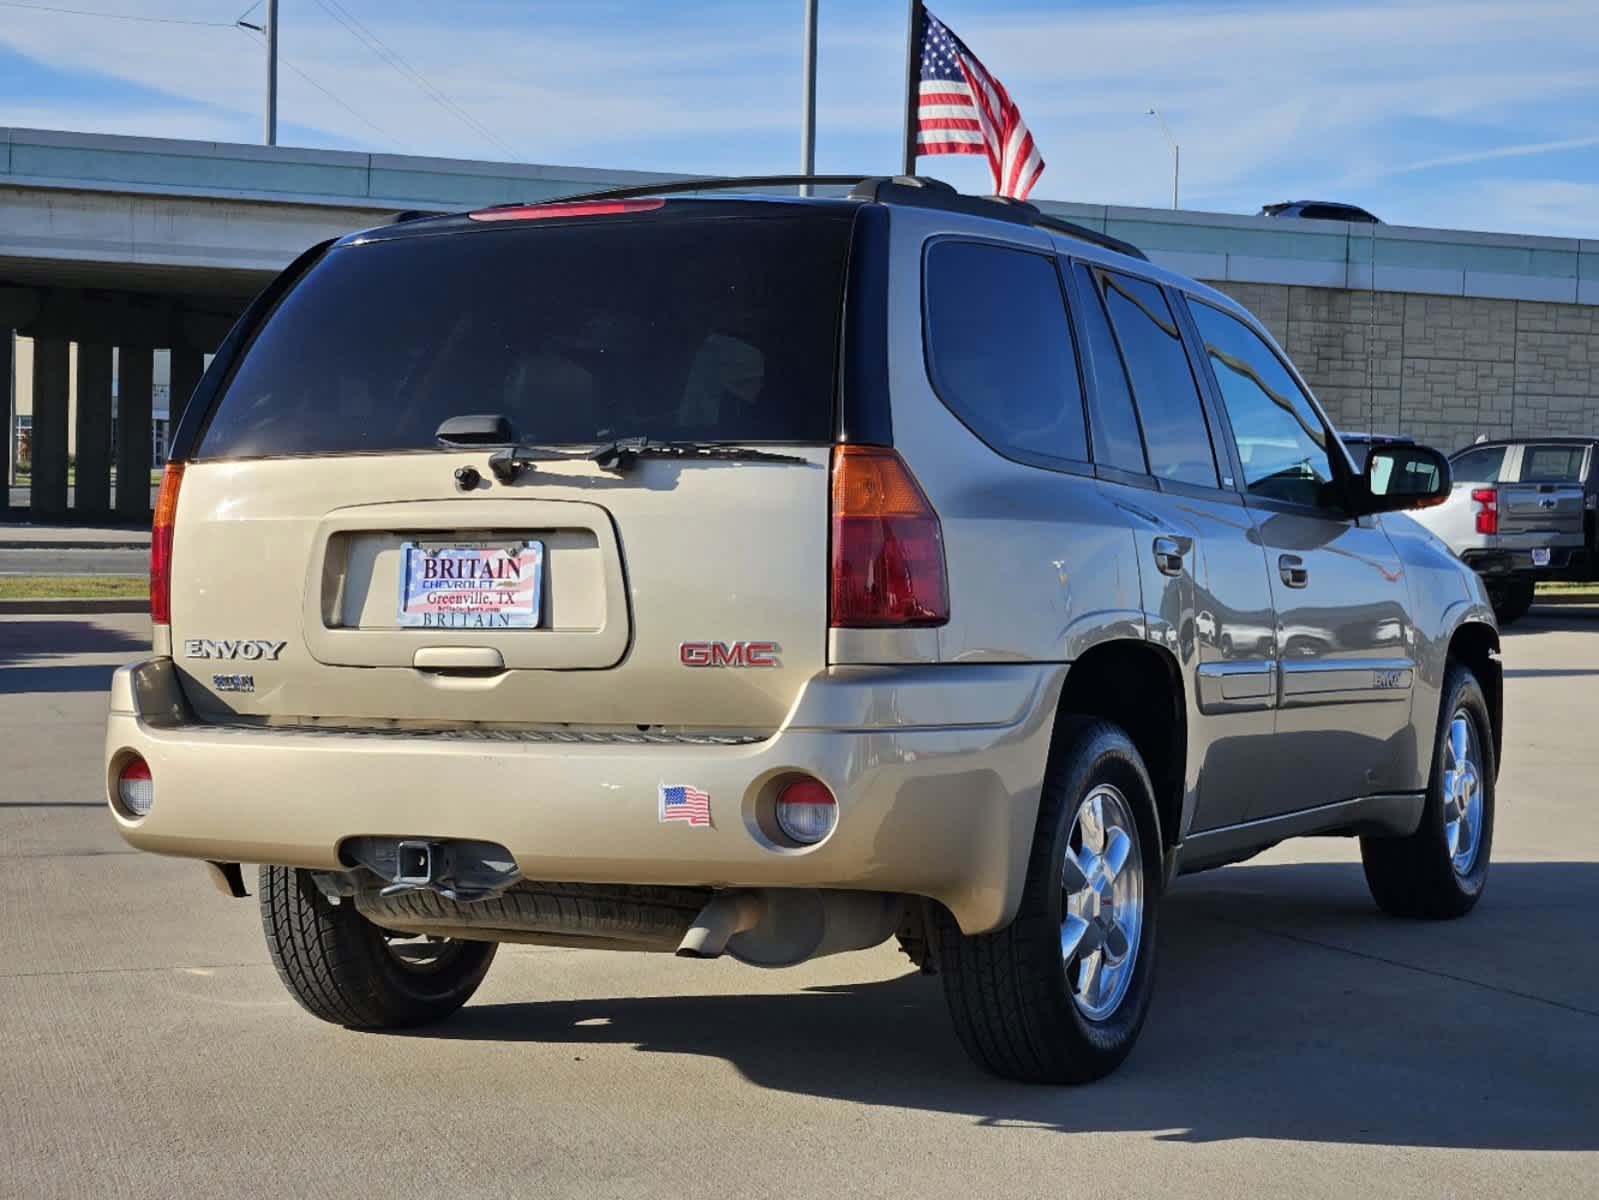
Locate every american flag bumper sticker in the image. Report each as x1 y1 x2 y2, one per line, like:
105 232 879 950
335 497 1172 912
659 784 712 827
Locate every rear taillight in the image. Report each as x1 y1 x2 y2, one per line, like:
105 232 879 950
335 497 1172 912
151 462 184 625
829 446 949 628
1472 487 1498 535
467 198 665 222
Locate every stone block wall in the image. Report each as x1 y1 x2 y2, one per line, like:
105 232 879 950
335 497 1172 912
1207 282 1599 453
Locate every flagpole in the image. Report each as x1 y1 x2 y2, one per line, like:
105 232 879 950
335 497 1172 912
800 0 818 196
900 0 922 175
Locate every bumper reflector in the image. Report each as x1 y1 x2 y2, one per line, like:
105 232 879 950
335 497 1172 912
117 756 154 818
776 778 837 845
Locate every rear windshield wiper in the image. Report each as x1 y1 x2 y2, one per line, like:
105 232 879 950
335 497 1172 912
488 437 808 482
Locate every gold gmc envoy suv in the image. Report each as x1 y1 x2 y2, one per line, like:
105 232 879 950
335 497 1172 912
105 176 1502 1083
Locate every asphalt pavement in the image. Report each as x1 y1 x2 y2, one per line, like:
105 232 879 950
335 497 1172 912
0 548 147 575
1 609 1595 1198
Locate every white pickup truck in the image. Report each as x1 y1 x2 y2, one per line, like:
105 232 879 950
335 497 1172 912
1344 436 1596 625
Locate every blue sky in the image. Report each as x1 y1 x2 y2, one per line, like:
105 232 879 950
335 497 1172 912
2 0 1598 236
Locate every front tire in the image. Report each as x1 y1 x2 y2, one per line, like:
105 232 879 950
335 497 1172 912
260 866 496 1029
935 718 1161 1084
1360 662 1495 918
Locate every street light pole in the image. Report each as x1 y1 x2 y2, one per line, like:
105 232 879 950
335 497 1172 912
264 0 279 146
800 0 817 195
1146 107 1178 209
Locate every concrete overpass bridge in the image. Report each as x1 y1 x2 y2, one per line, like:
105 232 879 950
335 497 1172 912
5 126 1598 522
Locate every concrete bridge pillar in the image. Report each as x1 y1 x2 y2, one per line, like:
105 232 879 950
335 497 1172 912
116 345 153 522
29 338 70 521
169 346 203 435
74 342 113 517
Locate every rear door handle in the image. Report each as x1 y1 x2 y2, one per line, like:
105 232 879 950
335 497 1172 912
1152 536 1191 577
413 646 505 672
1278 554 1309 589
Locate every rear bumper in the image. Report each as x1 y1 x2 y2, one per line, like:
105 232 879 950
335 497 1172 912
1462 547 1592 579
105 658 1067 934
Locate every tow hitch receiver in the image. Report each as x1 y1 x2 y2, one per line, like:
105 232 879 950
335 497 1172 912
342 836 521 903
395 841 434 887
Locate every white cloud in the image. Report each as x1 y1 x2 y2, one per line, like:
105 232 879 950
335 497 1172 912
1415 177 1599 238
1389 135 1599 176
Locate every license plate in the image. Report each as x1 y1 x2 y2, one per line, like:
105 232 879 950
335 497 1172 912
1532 548 1552 567
398 542 543 628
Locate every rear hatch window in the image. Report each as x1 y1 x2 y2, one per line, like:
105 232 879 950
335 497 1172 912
198 212 854 458
1520 444 1587 482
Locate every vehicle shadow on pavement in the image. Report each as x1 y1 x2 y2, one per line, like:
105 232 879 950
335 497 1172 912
1517 603 1599 631
0 618 147 664
0 663 124 694
416 860 1597 1151
0 618 148 694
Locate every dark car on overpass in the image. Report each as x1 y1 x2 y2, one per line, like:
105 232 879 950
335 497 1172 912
1262 200 1382 224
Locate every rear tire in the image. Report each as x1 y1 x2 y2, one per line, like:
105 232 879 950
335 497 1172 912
1360 662 1494 919
260 866 496 1029
935 718 1161 1084
1488 576 1534 626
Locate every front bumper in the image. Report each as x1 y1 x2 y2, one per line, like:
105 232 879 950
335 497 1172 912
105 658 1067 934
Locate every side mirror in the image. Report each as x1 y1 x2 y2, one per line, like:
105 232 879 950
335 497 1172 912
1356 444 1452 515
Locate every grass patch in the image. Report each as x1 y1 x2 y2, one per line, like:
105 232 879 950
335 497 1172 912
0 575 147 600
1537 582 1599 594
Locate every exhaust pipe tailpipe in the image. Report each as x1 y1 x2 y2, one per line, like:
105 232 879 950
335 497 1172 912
677 888 902 967
676 891 766 959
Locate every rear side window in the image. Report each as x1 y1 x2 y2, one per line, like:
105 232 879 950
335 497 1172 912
1450 446 1506 484
198 214 852 457
923 241 1088 465
1519 444 1586 482
1070 263 1148 474
1091 269 1219 487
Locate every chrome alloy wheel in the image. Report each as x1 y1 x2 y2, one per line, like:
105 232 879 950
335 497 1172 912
1061 784 1144 1021
1443 709 1484 877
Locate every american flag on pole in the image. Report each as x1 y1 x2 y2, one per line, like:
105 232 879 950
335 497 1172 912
916 8 1045 200
659 785 712 827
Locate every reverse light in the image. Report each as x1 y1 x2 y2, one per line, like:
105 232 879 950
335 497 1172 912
775 779 838 845
468 198 666 222
117 756 154 818
829 446 949 628
1472 487 1498 535
151 462 184 625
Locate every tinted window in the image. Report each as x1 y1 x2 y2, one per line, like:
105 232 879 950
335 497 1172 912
1190 300 1339 508
200 215 852 457
1300 205 1375 223
1093 269 1219 487
1520 444 1586 483
1449 446 1506 484
1070 264 1148 474
923 241 1087 464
